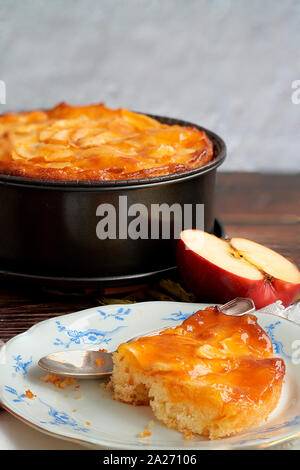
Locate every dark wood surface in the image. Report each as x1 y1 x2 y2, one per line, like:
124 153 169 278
0 172 299 343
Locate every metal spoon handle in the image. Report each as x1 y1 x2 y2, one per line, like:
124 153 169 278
220 297 255 316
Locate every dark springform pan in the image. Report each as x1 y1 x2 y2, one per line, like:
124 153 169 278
0 114 226 288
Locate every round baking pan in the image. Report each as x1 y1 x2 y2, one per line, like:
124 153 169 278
0 114 226 288
0 218 225 290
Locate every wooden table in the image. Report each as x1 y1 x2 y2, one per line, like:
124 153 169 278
0 172 299 343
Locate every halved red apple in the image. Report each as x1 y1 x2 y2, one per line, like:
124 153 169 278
177 230 300 309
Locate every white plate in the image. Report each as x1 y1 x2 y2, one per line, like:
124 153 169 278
1 301 300 450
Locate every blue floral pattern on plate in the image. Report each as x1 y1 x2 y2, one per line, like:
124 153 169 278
264 320 292 359
162 310 195 322
98 306 132 321
12 354 32 377
39 399 89 432
53 321 126 348
4 385 30 405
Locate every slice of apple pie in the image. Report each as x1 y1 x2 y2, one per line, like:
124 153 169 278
110 306 285 439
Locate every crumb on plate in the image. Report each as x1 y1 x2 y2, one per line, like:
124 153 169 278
25 389 36 399
40 373 75 389
138 421 154 438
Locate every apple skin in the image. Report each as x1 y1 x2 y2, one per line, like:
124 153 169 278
176 237 300 309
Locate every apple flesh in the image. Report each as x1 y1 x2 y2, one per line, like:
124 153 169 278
177 230 300 309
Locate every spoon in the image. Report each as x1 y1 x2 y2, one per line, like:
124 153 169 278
38 297 255 379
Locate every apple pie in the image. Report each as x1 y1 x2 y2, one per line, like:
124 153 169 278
0 103 214 181
110 306 285 439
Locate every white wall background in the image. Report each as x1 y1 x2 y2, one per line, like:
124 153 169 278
0 0 299 172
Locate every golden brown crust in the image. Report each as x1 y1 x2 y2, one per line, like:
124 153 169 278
0 102 214 181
